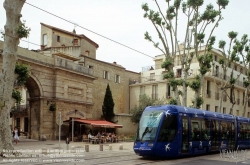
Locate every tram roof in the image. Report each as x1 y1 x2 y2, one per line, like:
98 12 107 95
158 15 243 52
145 105 236 120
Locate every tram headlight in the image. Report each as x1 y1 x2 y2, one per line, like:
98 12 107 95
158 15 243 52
134 142 137 146
148 143 154 147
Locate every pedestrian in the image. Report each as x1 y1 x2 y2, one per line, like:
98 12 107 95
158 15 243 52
13 127 19 144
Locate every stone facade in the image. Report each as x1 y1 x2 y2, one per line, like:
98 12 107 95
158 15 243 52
0 41 96 140
0 22 141 140
130 46 250 117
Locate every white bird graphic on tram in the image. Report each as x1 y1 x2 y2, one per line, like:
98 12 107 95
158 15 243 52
165 143 171 151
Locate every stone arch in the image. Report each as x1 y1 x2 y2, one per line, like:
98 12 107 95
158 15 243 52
24 74 43 140
25 73 43 98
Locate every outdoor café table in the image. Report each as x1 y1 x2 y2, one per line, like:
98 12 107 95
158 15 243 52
91 137 99 144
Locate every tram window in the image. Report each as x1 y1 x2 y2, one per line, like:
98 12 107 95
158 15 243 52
201 120 210 140
191 120 200 141
157 115 177 142
240 123 247 139
221 121 228 140
247 124 250 139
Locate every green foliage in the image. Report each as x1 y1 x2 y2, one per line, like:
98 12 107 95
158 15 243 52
197 33 205 44
243 80 250 88
12 90 22 104
246 52 250 62
187 0 204 9
15 63 30 86
219 58 225 65
197 54 213 75
169 98 178 105
217 0 229 9
200 4 219 22
219 40 226 49
102 84 115 122
15 20 31 39
189 80 201 92
49 103 56 111
191 96 204 109
229 78 236 85
130 94 167 123
178 90 183 96
196 97 204 109
228 31 238 40
163 71 174 79
168 79 181 90
161 59 173 70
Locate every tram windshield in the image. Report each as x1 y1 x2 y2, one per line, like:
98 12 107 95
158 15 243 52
136 110 163 142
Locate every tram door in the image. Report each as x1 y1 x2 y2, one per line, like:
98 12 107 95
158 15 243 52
211 120 219 150
228 122 235 149
181 117 189 153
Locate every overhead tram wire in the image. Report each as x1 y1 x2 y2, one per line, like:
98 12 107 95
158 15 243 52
23 1 154 59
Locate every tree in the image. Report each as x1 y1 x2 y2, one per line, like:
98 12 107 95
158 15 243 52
130 94 167 123
232 34 250 117
102 84 115 122
142 0 229 108
0 0 29 152
215 31 240 114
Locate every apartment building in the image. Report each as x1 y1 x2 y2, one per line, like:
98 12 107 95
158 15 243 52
130 46 250 117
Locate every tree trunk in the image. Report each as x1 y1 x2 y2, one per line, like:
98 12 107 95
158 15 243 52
182 67 187 107
0 0 25 152
219 90 223 113
243 88 248 117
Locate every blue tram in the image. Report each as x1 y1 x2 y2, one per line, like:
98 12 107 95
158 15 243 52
133 105 250 157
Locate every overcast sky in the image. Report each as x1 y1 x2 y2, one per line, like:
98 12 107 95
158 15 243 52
0 0 250 72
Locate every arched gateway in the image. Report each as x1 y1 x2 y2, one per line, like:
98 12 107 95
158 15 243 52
2 42 96 140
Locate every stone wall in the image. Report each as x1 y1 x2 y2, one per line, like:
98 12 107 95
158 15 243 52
84 57 140 119
114 114 137 136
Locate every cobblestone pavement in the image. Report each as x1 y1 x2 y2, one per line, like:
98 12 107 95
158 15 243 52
0 138 250 165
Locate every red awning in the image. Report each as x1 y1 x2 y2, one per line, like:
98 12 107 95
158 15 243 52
73 118 123 128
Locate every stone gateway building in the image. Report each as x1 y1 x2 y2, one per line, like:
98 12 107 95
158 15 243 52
0 23 140 140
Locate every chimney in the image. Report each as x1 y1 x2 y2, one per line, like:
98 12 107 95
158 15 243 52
113 62 117 65
73 29 76 34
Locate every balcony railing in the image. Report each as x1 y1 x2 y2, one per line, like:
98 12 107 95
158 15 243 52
129 79 140 85
11 104 29 113
207 70 245 88
55 57 93 76
141 75 164 83
142 65 155 72
51 46 81 61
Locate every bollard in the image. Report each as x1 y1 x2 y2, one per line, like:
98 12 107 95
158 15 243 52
109 145 112 150
71 146 76 153
42 147 47 154
85 145 89 152
66 138 70 151
100 144 103 151
119 144 123 150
